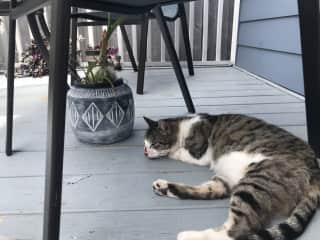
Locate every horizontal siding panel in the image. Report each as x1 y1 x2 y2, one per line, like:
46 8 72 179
238 16 301 54
236 46 304 95
239 0 298 22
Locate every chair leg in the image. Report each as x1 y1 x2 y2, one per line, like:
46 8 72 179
298 0 320 157
120 25 138 72
5 17 16 156
27 13 49 62
42 1 70 240
178 3 194 76
154 6 195 113
70 7 78 85
136 14 149 95
36 9 51 40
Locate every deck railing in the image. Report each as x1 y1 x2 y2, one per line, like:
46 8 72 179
0 0 240 70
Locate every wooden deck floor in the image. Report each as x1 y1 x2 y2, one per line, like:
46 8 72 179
0 67 319 240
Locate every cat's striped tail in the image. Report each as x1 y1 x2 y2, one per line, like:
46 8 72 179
239 189 320 240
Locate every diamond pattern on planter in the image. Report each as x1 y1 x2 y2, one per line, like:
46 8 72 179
106 102 125 128
125 103 134 120
69 102 80 128
82 103 104 132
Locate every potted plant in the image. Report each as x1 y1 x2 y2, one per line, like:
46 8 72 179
67 16 134 144
85 46 122 71
16 39 49 77
84 45 101 62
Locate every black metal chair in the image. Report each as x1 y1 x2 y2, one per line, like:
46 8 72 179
0 1 10 15
71 10 139 74
71 3 194 94
0 1 10 72
5 1 196 239
4 1 320 240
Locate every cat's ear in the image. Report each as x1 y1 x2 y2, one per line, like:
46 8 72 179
143 116 158 128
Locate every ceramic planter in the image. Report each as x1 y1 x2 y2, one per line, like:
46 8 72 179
67 79 134 144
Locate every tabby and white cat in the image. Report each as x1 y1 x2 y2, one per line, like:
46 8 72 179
143 114 320 240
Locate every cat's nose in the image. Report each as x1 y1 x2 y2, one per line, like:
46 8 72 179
144 146 148 156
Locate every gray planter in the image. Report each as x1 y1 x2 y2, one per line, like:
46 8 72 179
67 80 134 144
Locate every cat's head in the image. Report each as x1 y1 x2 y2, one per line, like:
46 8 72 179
143 117 178 159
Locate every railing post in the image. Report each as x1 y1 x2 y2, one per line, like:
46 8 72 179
188 1 195 57
131 25 138 61
201 0 209 61
230 0 240 64
215 0 224 62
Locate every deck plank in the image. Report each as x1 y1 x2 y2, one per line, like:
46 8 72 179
0 110 306 135
0 172 230 214
0 125 307 153
0 209 229 240
0 67 311 240
1 209 320 240
0 149 206 177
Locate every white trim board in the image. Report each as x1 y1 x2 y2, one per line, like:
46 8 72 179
234 66 305 101
120 60 233 68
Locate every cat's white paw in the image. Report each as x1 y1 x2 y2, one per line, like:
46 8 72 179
177 229 227 240
152 179 169 196
177 231 205 240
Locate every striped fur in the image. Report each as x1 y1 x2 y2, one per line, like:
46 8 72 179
144 114 320 240
153 176 231 200
234 189 320 240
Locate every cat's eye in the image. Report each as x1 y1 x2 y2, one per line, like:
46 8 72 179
151 142 162 148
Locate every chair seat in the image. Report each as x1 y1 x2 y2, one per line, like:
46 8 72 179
72 0 193 16
73 3 179 26
91 0 185 7
73 11 145 25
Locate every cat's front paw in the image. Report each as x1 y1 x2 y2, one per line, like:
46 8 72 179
178 229 223 240
177 231 203 240
152 179 169 196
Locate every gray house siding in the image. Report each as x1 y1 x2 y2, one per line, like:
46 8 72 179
236 0 304 95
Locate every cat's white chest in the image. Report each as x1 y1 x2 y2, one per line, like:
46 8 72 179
169 116 213 166
212 151 267 187
170 147 212 166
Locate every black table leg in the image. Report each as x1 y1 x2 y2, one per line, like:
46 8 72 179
179 3 194 76
154 5 195 113
298 0 320 157
5 16 16 156
70 7 78 86
136 14 149 95
120 25 138 72
42 1 71 240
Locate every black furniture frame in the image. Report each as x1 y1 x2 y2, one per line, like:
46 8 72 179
3 0 320 240
72 10 139 74
298 0 320 157
71 4 194 95
0 1 10 15
5 1 195 239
